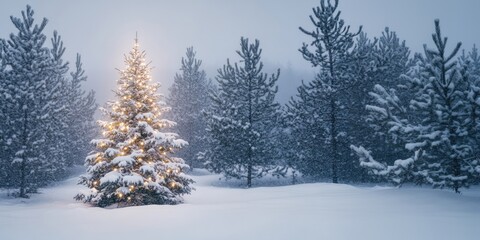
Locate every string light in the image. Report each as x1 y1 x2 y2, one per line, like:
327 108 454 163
86 37 192 205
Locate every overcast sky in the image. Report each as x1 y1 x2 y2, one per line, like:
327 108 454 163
1 0 479 107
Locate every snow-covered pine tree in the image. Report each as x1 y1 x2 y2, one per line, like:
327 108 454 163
0 39 7 186
372 28 411 90
168 47 211 169
459 46 480 158
41 31 71 181
76 37 193 207
204 37 281 187
458 46 480 186
1 6 62 197
360 28 412 167
0 5 96 194
352 20 480 192
340 32 378 182
64 54 97 166
288 0 361 182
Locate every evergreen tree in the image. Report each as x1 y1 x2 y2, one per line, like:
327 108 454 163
76 38 193 207
64 55 97 166
204 37 280 187
1 6 61 196
288 0 361 182
352 20 480 192
168 47 210 169
459 45 480 161
0 5 97 195
0 39 7 186
41 31 70 181
372 28 411 90
360 28 412 168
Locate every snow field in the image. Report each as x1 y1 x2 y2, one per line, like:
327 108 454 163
0 169 479 240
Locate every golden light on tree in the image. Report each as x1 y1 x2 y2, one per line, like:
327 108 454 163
75 36 194 207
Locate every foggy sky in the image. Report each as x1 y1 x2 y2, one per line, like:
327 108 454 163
1 0 479 109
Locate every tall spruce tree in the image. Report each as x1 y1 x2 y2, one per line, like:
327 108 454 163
204 37 280 187
76 38 193 207
288 0 360 182
1 6 61 196
168 47 210 169
0 5 97 195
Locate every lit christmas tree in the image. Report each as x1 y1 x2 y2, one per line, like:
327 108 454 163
76 37 193 207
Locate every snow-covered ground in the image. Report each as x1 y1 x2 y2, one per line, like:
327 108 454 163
1 169 479 240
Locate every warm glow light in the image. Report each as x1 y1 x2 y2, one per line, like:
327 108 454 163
82 37 192 206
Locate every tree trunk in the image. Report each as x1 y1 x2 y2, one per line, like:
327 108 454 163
247 164 252 188
330 97 338 183
19 109 28 198
247 70 253 188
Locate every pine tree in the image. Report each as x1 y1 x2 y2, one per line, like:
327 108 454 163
460 45 480 159
64 55 97 166
168 47 211 169
373 28 411 90
41 31 70 181
289 0 361 182
204 37 280 187
76 38 193 207
360 28 412 168
1 6 61 196
0 5 97 195
0 39 7 186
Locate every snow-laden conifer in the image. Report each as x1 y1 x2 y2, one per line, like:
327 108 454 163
76 38 193 207
352 20 480 192
168 47 211 169
287 0 361 182
204 37 280 187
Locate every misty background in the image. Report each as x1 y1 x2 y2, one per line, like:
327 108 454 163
1 0 479 109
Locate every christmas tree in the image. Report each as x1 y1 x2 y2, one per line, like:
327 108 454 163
76 37 193 207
